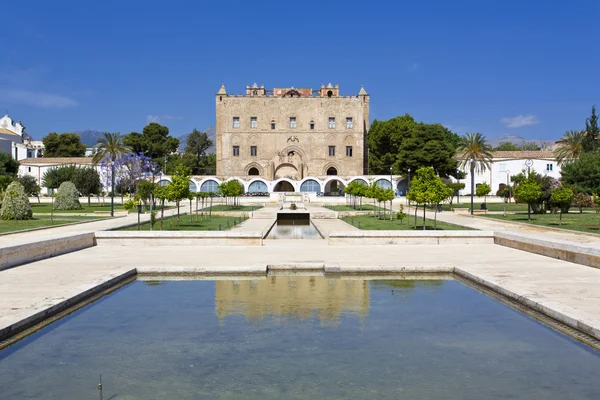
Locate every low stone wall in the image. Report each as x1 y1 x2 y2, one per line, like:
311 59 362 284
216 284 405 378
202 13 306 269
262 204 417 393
0 233 96 271
494 232 600 270
95 231 263 246
328 231 495 245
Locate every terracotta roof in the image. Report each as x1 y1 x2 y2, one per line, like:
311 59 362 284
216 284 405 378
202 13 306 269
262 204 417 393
19 157 93 165
0 127 20 136
491 151 556 159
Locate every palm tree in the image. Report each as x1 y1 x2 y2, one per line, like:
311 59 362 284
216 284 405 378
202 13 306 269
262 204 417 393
456 133 493 215
92 133 131 216
555 130 585 165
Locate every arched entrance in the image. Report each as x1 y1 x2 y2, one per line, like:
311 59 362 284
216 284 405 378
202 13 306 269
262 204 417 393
248 180 268 193
327 167 338 176
275 163 299 180
375 178 392 189
324 179 345 196
248 167 259 176
274 181 295 192
397 179 408 196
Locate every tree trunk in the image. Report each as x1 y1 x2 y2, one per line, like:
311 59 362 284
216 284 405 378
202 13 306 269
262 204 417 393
390 199 393 221
160 200 164 231
423 204 426 230
434 208 438 230
210 197 213 218
177 201 180 223
414 204 418 229
190 199 193 223
88 196 91 207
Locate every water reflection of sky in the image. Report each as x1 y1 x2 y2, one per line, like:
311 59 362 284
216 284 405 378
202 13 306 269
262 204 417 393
0 278 599 400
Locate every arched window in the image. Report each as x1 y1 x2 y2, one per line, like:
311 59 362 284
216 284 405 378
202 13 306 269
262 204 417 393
375 179 391 189
327 167 338 176
158 179 169 187
189 181 198 193
300 179 321 193
200 180 219 193
248 167 259 176
327 90 333 97
350 178 367 186
248 180 268 193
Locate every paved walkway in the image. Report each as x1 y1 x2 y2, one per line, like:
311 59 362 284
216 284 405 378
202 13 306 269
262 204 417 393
2 240 599 340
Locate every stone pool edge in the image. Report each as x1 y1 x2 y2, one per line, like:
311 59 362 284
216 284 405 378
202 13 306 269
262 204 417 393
1 264 598 348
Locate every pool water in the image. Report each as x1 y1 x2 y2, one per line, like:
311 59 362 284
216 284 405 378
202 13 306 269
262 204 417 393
1 276 599 399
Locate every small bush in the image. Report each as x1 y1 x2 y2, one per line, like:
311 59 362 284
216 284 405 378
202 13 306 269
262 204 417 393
123 199 136 211
54 181 82 210
0 181 33 220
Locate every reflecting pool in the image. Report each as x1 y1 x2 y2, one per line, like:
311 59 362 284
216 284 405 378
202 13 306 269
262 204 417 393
1 276 599 399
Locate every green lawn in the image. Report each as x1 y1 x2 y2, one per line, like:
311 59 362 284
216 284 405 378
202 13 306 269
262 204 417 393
0 216 102 234
31 203 125 214
117 215 244 231
481 212 600 234
200 205 263 212
341 214 471 231
450 202 595 213
325 204 383 212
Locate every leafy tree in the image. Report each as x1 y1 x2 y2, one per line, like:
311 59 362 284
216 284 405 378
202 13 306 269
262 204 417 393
166 165 191 221
583 105 599 152
367 114 460 177
123 122 179 162
520 142 541 151
54 181 82 210
92 133 131 164
41 164 78 189
407 167 453 230
136 180 156 208
17 175 41 202
154 185 169 230
550 186 573 223
0 150 19 176
42 132 87 157
561 151 600 194
514 178 541 220
184 129 213 175
445 182 465 207
218 179 244 207
556 130 585 165
0 181 33 220
73 167 102 206
475 182 491 204
494 142 520 151
572 192 593 213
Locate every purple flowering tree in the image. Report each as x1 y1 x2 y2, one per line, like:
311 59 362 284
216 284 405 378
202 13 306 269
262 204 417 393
99 152 158 195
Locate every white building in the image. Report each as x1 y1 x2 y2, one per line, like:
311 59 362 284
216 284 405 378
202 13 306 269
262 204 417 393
458 151 560 195
0 115 44 161
19 157 97 194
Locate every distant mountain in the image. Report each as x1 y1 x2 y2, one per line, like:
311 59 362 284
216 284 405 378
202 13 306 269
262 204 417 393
488 134 555 149
178 126 216 154
74 130 106 147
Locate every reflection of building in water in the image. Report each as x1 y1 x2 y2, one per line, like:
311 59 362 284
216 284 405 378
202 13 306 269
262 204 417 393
215 276 369 324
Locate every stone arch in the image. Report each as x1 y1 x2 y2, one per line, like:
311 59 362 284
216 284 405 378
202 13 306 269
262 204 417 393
157 178 171 187
344 134 356 145
374 178 392 189
323 162 341 176
244 162 263 176
274 163 299 180
323 177 346 196
230 134 242 146
247 133 260 145
347 177 368 186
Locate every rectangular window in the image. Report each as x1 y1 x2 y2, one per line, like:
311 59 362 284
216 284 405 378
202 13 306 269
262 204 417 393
233 117 240 128
310 123 315 130
250 117 257 128
346 117 353 129
250 146 257 157
547 164 553 171
346 146 353 157
328 145 336 157
271 122 275 130
28 167 32 172
290 117 296 128
328 117 335 129
232 145 239 156
499 163 506 172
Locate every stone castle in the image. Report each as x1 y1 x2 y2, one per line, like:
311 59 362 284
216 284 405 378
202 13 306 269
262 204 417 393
215 83 369 191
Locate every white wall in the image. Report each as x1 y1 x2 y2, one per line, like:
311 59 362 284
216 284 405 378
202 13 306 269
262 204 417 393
458 158 560 195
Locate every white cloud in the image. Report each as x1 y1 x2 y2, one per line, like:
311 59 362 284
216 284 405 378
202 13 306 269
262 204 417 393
501 114 539 128
0 88 78 108
146 115 183 123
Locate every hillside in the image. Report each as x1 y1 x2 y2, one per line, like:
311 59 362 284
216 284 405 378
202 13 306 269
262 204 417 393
178 126 216 154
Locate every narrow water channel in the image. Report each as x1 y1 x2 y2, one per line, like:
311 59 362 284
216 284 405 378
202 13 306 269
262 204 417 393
267 213 322 239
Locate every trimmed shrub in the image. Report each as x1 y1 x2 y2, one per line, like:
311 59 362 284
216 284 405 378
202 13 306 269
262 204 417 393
54 181 82 210
0 181 33 220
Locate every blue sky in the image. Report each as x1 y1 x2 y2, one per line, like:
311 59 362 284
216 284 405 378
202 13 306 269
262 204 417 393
1 0 598 142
